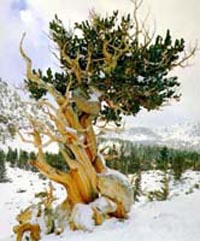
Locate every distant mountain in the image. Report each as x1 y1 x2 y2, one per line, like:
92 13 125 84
103 122 200 150
1 122 200 152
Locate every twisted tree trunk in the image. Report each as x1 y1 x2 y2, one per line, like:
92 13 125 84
30 107 99 207
14 34 133 240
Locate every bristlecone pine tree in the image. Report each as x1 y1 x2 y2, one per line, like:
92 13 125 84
14 1 195 239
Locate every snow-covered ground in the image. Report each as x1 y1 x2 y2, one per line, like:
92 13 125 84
1 165 200 241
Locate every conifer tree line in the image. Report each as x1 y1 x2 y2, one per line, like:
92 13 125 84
1 139 200 183
0 147 68 182
99 138 200 176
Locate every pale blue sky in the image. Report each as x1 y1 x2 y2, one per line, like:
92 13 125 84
11 0 27 11
0 0 199 127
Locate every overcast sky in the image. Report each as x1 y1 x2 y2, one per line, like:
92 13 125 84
0 0 200 128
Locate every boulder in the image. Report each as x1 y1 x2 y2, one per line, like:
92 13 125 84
97 168 133 216
90 196 117 225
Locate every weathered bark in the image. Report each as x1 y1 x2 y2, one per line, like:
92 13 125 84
31 158 98 205
80 114 97 162
93 154 107 173
29 116 98 207
20 113 132 237
16 36 134 239
17 105 132 237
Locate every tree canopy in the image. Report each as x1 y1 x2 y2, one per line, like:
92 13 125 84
24 10 192 125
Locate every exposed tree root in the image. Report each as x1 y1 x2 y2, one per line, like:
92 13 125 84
13 223 41 241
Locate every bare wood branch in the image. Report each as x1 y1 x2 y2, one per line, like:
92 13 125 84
41 139 54 148
172 44 197 68
85 49 92 75
20 34 72 111
59 147 79 169
131 0 143 41
30 159 70 186
17 130 34 144
20 33 41 84
61 44 82 83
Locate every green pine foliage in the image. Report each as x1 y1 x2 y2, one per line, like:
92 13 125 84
171 153 185 180
25 11 186 125
29 151 38 172
6 147 18 168
0 149 8 182
149 172 169 201
157 146 170 170
99 138 200 175
4 147 68 173
4 140 200 181
45 151 69 172
132 169 142 202
18 150 29 169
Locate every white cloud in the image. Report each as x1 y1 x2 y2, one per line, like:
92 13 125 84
20 9 33 25
0 0 52 85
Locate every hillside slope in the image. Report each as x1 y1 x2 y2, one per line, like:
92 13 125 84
1 166 200 241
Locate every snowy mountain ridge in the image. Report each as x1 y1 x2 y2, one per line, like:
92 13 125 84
1 121 200 152
104 121 200 150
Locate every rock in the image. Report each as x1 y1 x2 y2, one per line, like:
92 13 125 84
90 196 117 225
97 168 133 216
16 189 27 193
70 203 94 231
90 196 117 214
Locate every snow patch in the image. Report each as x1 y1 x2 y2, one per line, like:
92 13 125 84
1 165 200 241
70 203 94 231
